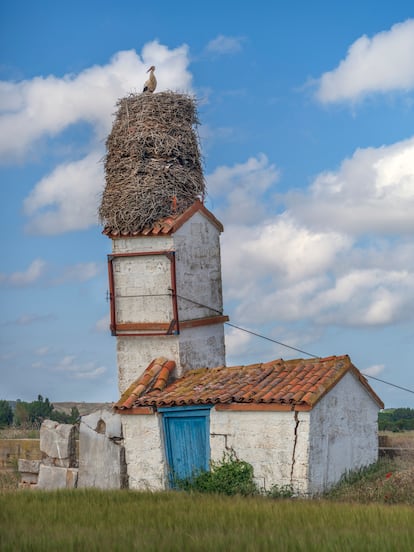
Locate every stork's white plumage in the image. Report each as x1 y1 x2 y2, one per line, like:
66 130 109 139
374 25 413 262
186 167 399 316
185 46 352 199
143 66 157 93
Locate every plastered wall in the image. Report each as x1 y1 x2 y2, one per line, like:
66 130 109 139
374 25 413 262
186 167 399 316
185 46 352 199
308 371 380 494
122 413 166 491
173 212 224 321
121 409 312 494
111 211 226 394
210 409 311 494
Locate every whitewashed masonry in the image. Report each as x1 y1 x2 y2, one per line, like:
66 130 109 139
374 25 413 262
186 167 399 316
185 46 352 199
107 202 228 393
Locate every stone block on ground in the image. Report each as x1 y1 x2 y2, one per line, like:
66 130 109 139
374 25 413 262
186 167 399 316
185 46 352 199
18 459 41 485
40 420 77 466
37 465 78 489
18 459 41 474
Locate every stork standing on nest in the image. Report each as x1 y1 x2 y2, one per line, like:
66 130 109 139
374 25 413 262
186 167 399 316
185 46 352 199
143 66 157 93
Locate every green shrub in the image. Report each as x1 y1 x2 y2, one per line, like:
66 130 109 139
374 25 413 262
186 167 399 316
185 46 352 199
175 451 258 496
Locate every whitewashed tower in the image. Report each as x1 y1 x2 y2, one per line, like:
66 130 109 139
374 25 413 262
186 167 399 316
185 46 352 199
100 92 228 393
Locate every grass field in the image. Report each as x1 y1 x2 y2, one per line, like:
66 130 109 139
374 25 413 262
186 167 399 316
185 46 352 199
0 427 40 439
1 489 414 552
380 430 414 448
0 431 413 551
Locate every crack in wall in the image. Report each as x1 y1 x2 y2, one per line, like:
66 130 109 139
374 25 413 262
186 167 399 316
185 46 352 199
211 432 230 451
290 411 299 485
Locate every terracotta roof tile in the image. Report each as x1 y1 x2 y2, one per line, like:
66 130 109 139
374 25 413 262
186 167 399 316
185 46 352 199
114 354 384 412
103 200 224 238
115 358 175 409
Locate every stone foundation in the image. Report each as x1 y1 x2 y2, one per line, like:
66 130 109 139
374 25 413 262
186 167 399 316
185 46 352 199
18 420 78 489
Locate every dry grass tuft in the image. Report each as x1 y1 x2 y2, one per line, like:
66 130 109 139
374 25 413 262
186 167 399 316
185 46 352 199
99 91 205 234
0 427 40 439
380 430 414 449
325 454 414 505
0 470 20 492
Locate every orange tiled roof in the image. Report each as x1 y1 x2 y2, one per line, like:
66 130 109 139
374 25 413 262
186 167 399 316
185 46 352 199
116 357 176 409
103 200 223 238
114 355 384 412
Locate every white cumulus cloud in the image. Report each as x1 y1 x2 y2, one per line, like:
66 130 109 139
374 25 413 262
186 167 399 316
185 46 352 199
206 35 245 55
287 136 414 236
316 19 414 103
312 269 414 326
207 154 280 224
15 313 54 325
0 258 46 286
95 315 110 333
224 326 253 359
0 43 192 161
35 346 50 356
2 42 193 236
213 142 414 331
54 355 107 380
363 364 385 377
221 216 350 301
23 151 104 234
53 262 101 284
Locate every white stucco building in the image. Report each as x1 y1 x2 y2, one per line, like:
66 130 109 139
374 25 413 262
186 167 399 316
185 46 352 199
115 353 383 495
94 91 384 496
102 200 384 496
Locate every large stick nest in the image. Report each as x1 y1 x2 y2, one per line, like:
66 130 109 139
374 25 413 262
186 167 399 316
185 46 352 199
100 92 205 234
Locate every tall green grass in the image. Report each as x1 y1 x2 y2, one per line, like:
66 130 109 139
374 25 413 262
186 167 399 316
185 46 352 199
1 490 413 551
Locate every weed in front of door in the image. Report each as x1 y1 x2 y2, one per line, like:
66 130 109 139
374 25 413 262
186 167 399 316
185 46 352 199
174 451 258 496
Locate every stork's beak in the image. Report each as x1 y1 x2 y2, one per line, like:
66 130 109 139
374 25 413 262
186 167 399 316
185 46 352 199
147 66 155 72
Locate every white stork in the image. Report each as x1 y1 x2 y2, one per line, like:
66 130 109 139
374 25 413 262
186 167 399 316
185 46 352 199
143 66 157 93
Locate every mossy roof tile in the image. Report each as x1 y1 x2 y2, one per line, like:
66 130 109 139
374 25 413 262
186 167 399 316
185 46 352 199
115 354 384 412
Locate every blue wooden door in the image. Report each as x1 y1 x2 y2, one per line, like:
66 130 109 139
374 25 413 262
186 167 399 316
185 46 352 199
160 406 211 485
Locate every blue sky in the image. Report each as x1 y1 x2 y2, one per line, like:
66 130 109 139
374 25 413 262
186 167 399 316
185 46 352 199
1 1 414 408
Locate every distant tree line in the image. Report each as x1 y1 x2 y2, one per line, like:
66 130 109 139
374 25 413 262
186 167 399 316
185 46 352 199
0 395 80 428
378 408 414 432
1 397 413 432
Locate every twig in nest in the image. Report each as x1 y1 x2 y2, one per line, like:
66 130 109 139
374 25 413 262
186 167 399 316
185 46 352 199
99 91 205 234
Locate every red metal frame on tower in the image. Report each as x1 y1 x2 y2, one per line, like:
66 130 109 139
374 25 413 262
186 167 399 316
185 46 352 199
107 250 179 337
